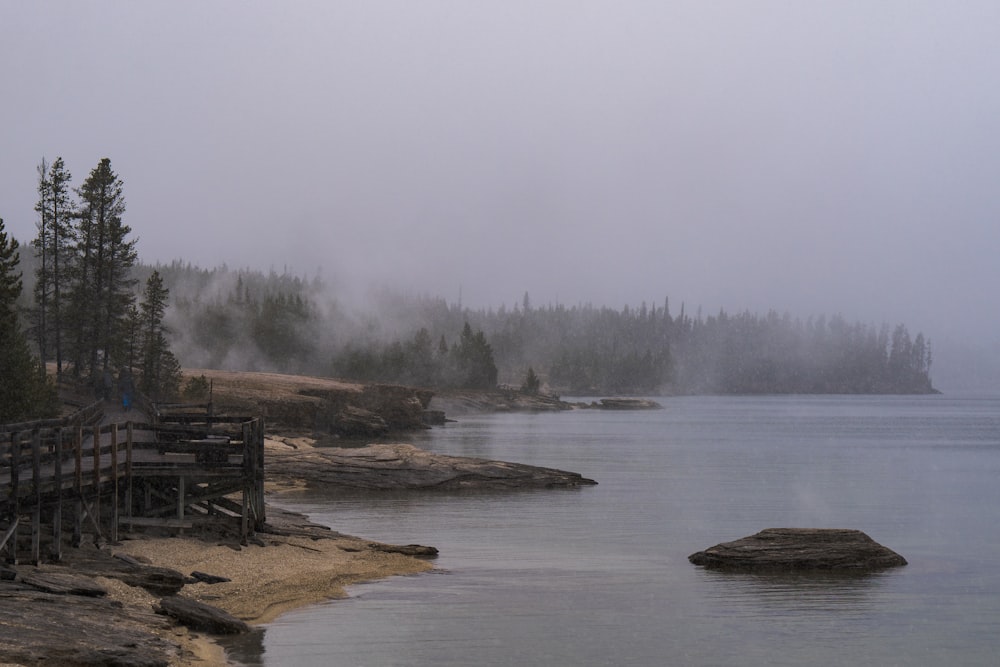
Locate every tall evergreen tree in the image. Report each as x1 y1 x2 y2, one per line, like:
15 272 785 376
69 158 137 380
32 156 74 381
138 270 181 400
0 217 58 422
453 322 498 389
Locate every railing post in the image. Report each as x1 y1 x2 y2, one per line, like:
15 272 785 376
241 421 252 543
110 424 119 543
126 422 134 530
52 427 63 562
7 432 20 564
73 424 83 547
92 424 101 539
31 429 41 565
255 418 266 526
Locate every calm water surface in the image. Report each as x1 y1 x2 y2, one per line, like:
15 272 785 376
224 395 1000 666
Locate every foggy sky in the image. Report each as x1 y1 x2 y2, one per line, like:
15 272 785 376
3 2 999 377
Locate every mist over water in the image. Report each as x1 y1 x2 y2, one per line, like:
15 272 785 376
5 2 1000 385
220 394 1000 666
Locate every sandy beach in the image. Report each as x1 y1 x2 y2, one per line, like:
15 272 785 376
100 505 434 666
0 436 437 666
91 433 439 665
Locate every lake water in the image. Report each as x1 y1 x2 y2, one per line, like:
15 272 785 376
223 395 1000 666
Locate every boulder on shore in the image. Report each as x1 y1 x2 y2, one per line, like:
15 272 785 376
688 528 907 572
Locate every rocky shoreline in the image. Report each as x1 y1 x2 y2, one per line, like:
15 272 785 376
266 439 597 490
1 371 613 665
1 432 596 666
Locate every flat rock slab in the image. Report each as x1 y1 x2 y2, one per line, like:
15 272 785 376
268 443 597 490
0 580 179 666
369 542 439 557
157 595 253 635
689 528 907 572
20 571 108 597
585 398 663 410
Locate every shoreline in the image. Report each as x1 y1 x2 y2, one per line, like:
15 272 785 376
1 503 435 667
3 429 593 666
128 517 434 667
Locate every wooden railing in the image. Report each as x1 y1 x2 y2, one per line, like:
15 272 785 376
2 404 265 564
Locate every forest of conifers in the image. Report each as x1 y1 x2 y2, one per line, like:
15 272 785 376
7 158 934 413
128 261 935 396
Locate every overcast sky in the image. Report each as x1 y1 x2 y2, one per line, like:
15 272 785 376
2 2 999 371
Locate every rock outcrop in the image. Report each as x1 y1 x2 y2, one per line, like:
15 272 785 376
688 528 907 572
581 398 662 410
157 595 252 634
0 559 190 666
267 442 597 490
429 390 575 415
187 370 434 436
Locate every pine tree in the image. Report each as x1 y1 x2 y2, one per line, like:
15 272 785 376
453 322 498 389
69 158 137 380
33 157 75 381
0 217 58 422
521 366 541 394
138 270 181 400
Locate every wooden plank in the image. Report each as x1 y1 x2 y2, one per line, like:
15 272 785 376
8 432 20 564
31 430 41 565
241 421 251 542
126 422 133 525
110 424 119 543
52 427 63 562
73 425 82 548
0 516 18 553
91 424 100 534
120 517 194 529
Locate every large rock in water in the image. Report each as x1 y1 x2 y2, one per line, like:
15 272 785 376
268 442 597 490
688 528 907 572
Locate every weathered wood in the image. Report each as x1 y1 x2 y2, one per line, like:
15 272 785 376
1 410 264 562
52 427 63 561
157 595 252 634
31 429 43 564
0 517 18 554
688 528 908 572
91 424 100 533
121 517 195 529
73 425 82 547
111 424 119 543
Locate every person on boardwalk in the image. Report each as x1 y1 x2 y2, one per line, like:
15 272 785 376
118 369 135 412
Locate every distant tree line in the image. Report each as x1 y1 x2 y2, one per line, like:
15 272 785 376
332 322 498 390
5 162 937 425
140 262 936 395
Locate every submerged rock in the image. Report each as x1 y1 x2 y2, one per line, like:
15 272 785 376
688 528 907 572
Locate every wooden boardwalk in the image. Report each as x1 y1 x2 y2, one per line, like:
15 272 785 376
1 401 264 565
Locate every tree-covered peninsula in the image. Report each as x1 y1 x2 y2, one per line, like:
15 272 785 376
143 264 934 396
4 157 936 425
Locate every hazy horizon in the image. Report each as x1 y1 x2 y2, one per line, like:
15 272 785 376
3 2 999 390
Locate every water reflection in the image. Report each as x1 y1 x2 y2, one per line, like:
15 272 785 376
698 568 892 616
215 628 265 667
